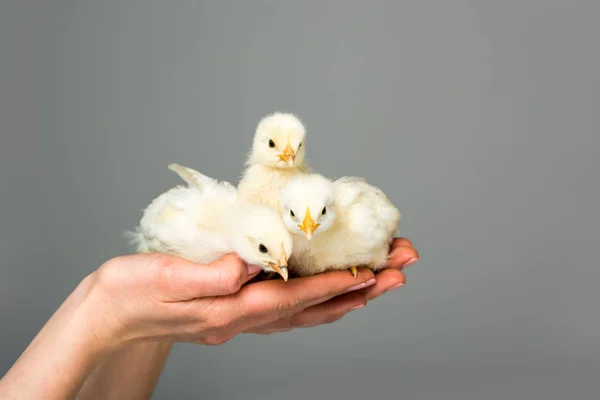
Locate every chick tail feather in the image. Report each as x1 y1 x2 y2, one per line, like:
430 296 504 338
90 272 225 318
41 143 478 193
168 163 209 190
168 163 236 193
123 228 149 253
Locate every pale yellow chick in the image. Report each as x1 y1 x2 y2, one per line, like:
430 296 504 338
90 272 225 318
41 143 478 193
237 112 310 211
279 173 401 278
127 163 292 281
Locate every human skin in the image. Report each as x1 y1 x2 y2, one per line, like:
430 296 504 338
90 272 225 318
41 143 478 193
0 238 419 400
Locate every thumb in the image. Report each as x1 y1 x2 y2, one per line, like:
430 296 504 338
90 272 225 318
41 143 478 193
207 253 264 292
152 253 261 301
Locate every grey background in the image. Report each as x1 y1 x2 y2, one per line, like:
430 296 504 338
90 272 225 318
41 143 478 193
1 0 599 399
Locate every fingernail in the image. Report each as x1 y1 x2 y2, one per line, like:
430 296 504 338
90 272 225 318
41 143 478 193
247 264 262 275
402 258 419 268
345 278 376 292
388 282 405 290
350 303 365 311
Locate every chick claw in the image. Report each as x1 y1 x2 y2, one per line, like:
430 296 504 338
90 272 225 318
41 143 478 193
349 266 358 278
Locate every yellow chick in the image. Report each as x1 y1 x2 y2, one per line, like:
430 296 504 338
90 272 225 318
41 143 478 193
279 173 401 278
237 112 310 211
127 163 292 281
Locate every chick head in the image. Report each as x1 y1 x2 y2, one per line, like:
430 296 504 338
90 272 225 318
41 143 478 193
249 112 306 168
232 206 294 281
280 174 336 240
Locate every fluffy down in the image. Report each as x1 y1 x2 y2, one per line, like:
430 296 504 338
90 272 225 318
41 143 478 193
279 173 401 277
237 112 310 211
127 163 293 280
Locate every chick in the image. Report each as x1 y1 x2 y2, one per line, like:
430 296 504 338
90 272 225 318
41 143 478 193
127 163 292 281
279 173 401 278
237 112 310 211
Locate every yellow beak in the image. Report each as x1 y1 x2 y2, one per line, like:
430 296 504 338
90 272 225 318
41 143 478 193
298 207 320 240
269 263 288 281
267 243 289 281
278 143 295 166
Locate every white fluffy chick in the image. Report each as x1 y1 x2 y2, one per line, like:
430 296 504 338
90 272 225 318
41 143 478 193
127 163 293 281
279 173 401 278
237 112 310 211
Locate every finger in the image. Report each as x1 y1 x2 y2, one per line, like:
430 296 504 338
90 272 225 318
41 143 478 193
290 291 366 328
390 237 414 249
149 253 259 301
244 292 366 334
360 269 406 301
387 245 419 269
237 267 376 319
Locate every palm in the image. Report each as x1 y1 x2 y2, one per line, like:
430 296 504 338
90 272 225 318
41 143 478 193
244 237 418 334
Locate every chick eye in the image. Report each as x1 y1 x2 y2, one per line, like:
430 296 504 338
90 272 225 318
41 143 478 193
258 244 268 253
321 207 327 215
290 210 295 218
268 139 275 148
298 142 302 149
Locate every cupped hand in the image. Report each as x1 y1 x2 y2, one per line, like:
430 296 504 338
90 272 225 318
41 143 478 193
82 252 377 349
244 237 419 334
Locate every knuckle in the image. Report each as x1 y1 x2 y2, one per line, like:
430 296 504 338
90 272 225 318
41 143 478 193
203 335 223 346
96 258 125 289
158 262 177 283
143 253 177 282
150 253 177 271
218 268 244 293
154 260 179 290
204 334 233 346
154 254 177 273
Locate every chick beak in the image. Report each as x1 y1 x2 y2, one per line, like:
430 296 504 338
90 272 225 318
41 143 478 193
268 263 288 281
278 143 295 166
265 243 289 281
298 207 320 240
278 265 289 281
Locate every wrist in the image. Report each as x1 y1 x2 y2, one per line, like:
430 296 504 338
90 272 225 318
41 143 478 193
44 272 119 359
74 272 129 352
0 273 118 399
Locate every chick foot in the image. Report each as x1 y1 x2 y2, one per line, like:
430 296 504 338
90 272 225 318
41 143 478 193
349 265 374 278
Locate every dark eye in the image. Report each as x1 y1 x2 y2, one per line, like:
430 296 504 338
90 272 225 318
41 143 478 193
298 142 302 148
322 207 327 215
290 210 295 218
258 244 268 253
268 139 275 148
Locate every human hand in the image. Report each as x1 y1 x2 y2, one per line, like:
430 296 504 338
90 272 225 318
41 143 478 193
82 252 377 349
244 237 419 334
